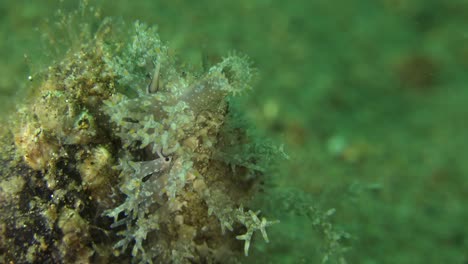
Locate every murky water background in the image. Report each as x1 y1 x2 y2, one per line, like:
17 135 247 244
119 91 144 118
1 1 467 263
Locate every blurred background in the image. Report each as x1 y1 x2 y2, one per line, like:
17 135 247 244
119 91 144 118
1 0 468 263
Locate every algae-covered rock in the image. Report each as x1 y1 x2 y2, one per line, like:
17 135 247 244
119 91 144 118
0 10 285 264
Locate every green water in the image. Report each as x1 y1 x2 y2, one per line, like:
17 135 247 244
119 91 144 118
1 0 467 263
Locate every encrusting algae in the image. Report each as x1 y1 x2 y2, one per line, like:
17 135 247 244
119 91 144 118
0 8 286 264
